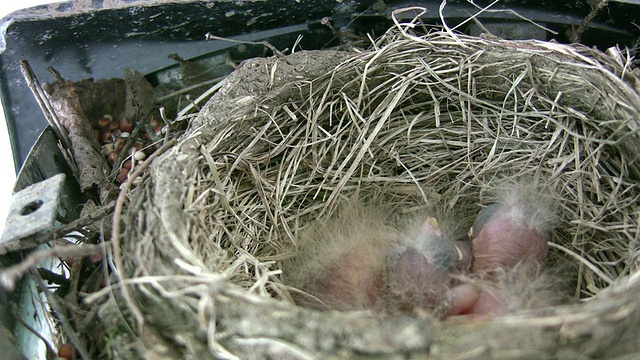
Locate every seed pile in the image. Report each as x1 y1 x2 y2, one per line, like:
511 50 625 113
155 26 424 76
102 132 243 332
93 114 164 184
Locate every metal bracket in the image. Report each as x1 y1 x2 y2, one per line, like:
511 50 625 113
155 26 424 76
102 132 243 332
0 173 66 254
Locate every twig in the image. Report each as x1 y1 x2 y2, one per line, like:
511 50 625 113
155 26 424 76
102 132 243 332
0 244 104 290
19 60 73 152
111 138 176 331
456 0 558 35
13 305 57 357
19 61 80 182
33 271 92 360
572 0 610 43
156 76 227 103
175 78 228 121
205 32 289 59
320 17 366 41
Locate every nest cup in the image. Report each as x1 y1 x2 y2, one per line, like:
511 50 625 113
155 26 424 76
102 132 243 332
94 16 640 359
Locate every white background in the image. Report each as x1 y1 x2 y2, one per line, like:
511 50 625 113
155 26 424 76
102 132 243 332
0 1 61 233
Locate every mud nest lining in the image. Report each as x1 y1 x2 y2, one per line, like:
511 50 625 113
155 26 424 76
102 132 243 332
93 20 640 359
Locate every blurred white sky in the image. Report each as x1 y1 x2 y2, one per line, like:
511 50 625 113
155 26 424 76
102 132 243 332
0 1 62 233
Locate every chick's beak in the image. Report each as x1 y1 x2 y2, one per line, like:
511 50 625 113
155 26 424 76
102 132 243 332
421 217 443 238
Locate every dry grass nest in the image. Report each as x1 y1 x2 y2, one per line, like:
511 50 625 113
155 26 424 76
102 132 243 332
90 15 640 360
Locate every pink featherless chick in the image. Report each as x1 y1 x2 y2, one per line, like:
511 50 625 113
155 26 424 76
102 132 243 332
384 217 472 313
281 201 398 311
282 201 472 314
446 262 566 317
446 183 560 318
469 184 558 273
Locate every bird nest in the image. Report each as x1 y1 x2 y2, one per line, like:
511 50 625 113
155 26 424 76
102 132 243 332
90 15 640 359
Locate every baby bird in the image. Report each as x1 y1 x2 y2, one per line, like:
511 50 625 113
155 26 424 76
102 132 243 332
281 201 398 311
384 217 467 313
282 200 469 313
445 182 562 318
446 263 566 317
470 184 557 273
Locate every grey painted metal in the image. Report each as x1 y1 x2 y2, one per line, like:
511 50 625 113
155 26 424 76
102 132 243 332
0 173 65 253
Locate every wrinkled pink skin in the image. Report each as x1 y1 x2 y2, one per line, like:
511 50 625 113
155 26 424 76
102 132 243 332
313 244 387 311
386 246 452 311
447 284 505 317
446 202 552 318
471 204 549 273
385 219 471 312
305 218 474 312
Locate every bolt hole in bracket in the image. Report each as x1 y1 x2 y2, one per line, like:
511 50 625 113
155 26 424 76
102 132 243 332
0 173 65 255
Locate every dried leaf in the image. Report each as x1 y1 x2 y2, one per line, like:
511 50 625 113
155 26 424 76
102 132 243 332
124 68 156 122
